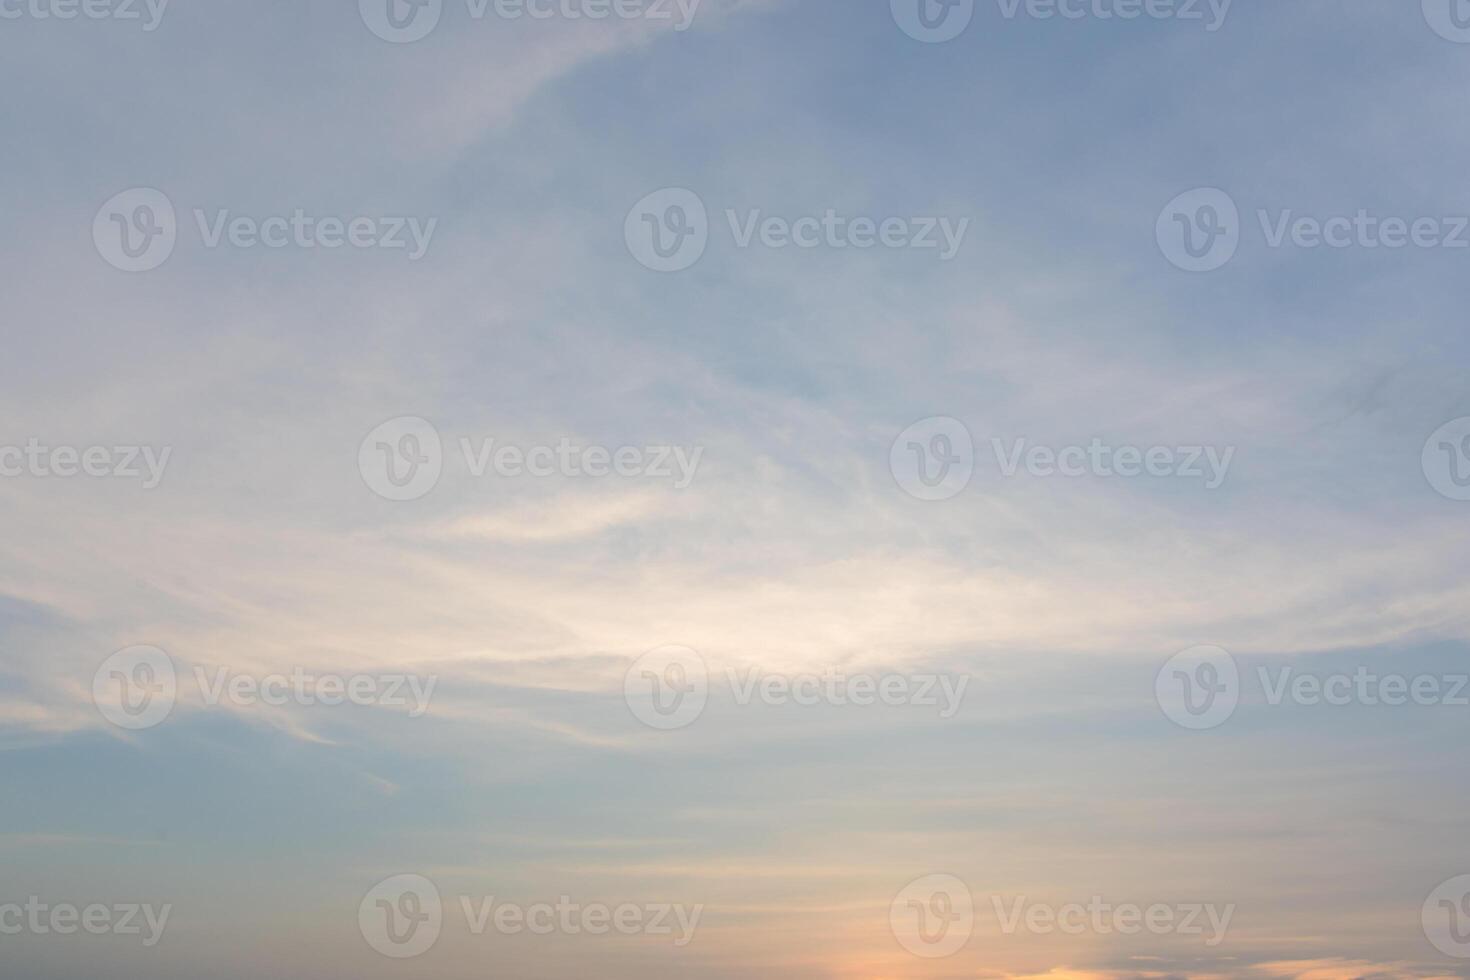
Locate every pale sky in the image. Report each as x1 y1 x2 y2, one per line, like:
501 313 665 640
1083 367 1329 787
2 1 1470 978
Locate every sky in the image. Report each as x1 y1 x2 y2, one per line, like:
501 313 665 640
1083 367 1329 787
2 0 1470 977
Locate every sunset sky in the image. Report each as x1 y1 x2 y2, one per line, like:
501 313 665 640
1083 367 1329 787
2 1 1470 978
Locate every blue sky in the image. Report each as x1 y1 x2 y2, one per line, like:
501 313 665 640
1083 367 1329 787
2 1 1470 978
